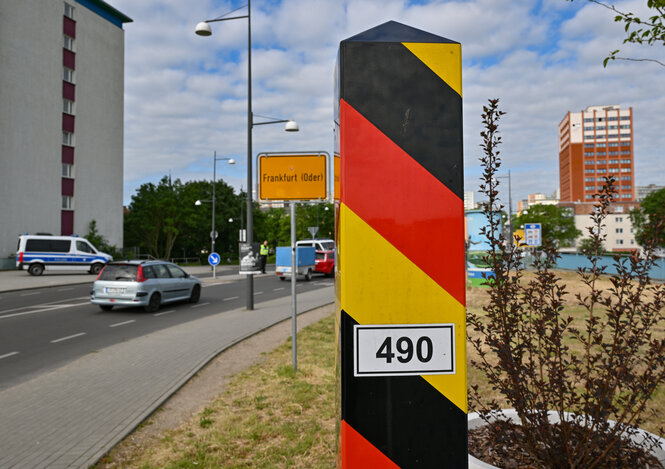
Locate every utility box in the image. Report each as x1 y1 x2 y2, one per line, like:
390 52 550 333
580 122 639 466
334 21 467 468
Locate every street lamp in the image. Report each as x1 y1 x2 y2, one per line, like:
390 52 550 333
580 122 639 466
196 4 299 310
494 170 513 240
195 152 235 278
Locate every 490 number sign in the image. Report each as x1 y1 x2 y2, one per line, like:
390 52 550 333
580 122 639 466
353 324 455 377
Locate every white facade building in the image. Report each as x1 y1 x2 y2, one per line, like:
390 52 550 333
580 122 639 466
0 0 131 265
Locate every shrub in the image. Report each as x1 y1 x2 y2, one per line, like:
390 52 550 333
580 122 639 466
467 98 665 468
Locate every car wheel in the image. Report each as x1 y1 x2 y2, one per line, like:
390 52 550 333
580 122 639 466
144 293 161 313
28 263 44 276
279 276 286 281
305 269 312 281
90 263 103 275
99 305 113 311
189 284 201 303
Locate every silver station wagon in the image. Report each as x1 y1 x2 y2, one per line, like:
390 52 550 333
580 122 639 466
90 260 201 312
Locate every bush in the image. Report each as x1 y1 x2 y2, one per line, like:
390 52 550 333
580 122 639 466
467 99 665 468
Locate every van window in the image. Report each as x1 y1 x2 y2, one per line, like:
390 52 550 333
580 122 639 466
167 265 187 278
99 264 137 281
76 240 94 253
25 239 71 252
152 264 171 278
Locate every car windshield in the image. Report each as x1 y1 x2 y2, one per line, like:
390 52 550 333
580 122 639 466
98 264 138 281
319 241 334 251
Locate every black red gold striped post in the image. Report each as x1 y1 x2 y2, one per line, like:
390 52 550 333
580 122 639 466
334 21 466 468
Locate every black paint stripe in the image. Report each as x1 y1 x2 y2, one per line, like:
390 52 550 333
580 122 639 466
341 310 468 468
339 40 463 199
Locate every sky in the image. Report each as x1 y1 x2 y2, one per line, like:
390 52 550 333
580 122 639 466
111 0 664 210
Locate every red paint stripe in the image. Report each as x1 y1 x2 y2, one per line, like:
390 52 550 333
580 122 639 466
340 99 465 305
340 420 400 468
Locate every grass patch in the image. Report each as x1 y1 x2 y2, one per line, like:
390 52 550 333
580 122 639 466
117 316 337 469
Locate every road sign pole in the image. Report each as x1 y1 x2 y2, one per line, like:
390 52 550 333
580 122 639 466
336 21 466 467
290 202 297 372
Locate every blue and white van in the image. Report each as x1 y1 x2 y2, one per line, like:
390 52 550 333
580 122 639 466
16 234 112 276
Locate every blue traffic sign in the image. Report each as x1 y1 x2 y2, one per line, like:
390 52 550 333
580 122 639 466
524 223 542 247
208 252 221 266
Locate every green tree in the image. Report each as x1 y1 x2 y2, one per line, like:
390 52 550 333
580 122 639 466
630 187 665 248
84 220 120 258
571 0 665 67
513 204 581 247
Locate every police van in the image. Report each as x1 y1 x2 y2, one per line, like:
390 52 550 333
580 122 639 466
16 234 113 276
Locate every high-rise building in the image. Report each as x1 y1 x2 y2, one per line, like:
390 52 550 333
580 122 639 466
0 0 132 265
558 105 635 203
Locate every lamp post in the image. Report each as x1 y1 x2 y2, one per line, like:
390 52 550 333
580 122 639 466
195 152 235 278
196 6 298 310
495 170 513 240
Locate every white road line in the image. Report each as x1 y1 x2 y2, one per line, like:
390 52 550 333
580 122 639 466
255 291 264 295
223 296 239 301
0 302 90 320
153 310 175 317
51 332 86 344
20 292 41 297
274 287 285 291
191 302 210 308
0 351 19 360
109 320 136 328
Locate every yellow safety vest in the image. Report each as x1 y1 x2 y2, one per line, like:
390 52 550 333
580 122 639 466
260 244 269 255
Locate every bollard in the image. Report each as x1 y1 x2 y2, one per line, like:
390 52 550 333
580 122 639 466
334 20 466 468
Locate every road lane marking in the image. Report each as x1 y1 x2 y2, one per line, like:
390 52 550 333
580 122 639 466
51 332 86 343
0 352 19 360
0 302 90 320
20 292 41 297
154 310 175 317
273 287 285 291
57 287 75 292
223 296 239 301
255 291 264 295
109 320 136 328
191 302 210 308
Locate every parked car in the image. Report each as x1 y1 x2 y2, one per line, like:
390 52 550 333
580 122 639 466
90 260 201 312
295 239 335 276
16 234 112 276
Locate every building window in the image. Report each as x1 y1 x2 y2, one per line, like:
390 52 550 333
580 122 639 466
586 194 593 199
596 142 606 147
584 135 594 140
597 160 606 165
585 177 595 182
621 194 631 198
608 142 618 147
621 168 631 173
584 118 594 122
608 116 618 121
608 125 617 130
62 163 73 178
620 115 630 120
615 217 623 222
621 176 631 181
597 117 605 122
63 99 74 114
621 151 631 156
608 168 619 173
620 125 630 129
616 228 623 233
64 35 75 52
620 133 631 139
622 185 631 190
609 159 619 164
63 67 75 83
608 134 618 139
584 143 595 148
614 206 624 213
62 131 73 146
585 169 595 173
596 126 605 131
584 126 594 131
584 152 594 157
64 2 75 19
621 159 631 164
597 151 606 156
62 195 73 210
585 186 595 191
585 160 595 165
616 239 624 245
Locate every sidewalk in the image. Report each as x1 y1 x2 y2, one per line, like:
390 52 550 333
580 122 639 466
0 268 333 468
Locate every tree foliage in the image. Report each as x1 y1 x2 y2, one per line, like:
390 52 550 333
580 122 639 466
630 187 665 248
573 0 665 67
513 204 581 247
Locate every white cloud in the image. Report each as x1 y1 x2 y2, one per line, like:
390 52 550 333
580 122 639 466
111 0 664 208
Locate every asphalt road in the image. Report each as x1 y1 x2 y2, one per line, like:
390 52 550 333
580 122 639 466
0 272 333 391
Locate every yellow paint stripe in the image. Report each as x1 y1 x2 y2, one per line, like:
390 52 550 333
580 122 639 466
403 42 462 97
340 204 467 413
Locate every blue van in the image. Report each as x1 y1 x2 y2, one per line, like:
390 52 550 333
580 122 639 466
16 234 112 276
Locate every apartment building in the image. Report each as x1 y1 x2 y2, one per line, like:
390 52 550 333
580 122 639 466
0 0 131 264
558 105 635 203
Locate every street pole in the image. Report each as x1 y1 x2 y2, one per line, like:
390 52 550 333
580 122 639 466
246 0 254 310
212 151 217 279
290 201 297 372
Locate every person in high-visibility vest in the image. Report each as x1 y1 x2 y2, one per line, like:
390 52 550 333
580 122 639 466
259 240 269 274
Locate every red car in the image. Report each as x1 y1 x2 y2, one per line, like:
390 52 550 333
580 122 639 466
296 239 335 276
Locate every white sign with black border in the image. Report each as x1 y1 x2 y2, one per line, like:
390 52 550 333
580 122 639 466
354 324 455 377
